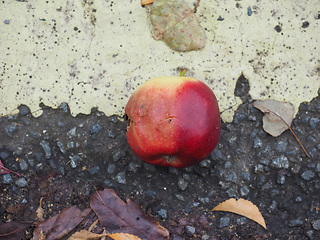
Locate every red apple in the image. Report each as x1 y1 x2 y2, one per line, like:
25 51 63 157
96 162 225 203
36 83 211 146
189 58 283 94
125 76 220 168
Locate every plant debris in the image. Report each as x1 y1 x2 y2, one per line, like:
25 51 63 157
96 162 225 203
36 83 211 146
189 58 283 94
90 189 169 239
252 99 295 137
212 198 267 229
253 99 309 157
0 221 30 240
150 0 206 51
31 189 169 240
33 206 92 240
0 159 21 177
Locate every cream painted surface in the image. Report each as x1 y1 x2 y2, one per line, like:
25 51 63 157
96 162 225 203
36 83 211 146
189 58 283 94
1 0 319 122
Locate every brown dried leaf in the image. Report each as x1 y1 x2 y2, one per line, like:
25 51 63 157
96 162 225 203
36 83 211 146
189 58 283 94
90 189 169 240
150 0 206 51
141 0 153 5
33 206 91 240
212 198 267 229
36 197 45 222
67 229 107 240
252 99 295 137
108 233 142 240
0 221 30 240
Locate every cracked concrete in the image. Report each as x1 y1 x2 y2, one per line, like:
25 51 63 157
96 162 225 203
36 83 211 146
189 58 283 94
1 0 319 122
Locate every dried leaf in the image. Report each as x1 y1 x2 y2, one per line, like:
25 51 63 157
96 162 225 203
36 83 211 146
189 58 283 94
108 233 142 240
212 198 267 229
33 206 91 240
90 189 169 240
0 159 21 176
0 221 30 240
36 197 45 222
67 229 107 240
141 0 153 5
150 0 206 51
252 99 295 137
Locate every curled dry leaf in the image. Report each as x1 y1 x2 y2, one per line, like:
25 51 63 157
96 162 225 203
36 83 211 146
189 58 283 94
150 0 206 51
108 233 142 240
36 197 45 222
67 229 107 240
252 99 295 137
141 0 153 5
212 198 267 229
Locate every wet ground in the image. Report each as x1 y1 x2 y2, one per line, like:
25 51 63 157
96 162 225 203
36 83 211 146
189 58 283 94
1 77 320 239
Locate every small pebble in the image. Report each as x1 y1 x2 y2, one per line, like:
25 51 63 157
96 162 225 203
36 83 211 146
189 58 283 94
226 188 237 197
49 159 58 169
115 172 126 184
185 225 196 237
178 178 188 191
108 130 116 138
312 219 320 230
0 151 10 160
268 200 277 211
107 164 116 174
40 140 51 159
67 127 77 137
310 118 320 129
5 124 17 137
3 174 13 184
253 137 262 149
288 218 303 227
219 217 230 228
158 209 167 219
69 155 81 168
113 150 126 161
271 155 289 169
295 196 302 202
56 140 66 154
18 105 30 116
274 140 288 152
301 170 315 180
67 141 75 149
59 102 69 112
240 185 250 196
19 159 28 171
88 166 100 175
90 124 102 139
16 177 28 188
236 217 247 225
128 162 140 173
277 174 286 185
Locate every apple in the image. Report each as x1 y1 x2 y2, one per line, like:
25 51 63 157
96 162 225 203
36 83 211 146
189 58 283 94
125 76 220 168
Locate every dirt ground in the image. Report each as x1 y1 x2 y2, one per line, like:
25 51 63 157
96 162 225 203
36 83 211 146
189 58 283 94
1 77 320 239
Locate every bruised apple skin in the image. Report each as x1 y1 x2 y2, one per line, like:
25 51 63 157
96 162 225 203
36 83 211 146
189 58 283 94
125 76 221 168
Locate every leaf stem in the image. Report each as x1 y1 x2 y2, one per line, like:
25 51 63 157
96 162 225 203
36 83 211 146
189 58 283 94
266 109 310 157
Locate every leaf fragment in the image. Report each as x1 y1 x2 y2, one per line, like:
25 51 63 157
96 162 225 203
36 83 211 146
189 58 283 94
150 0 206 51
0 159 21 176
212 198 267 229
252 99 295 137
36 197 45 222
